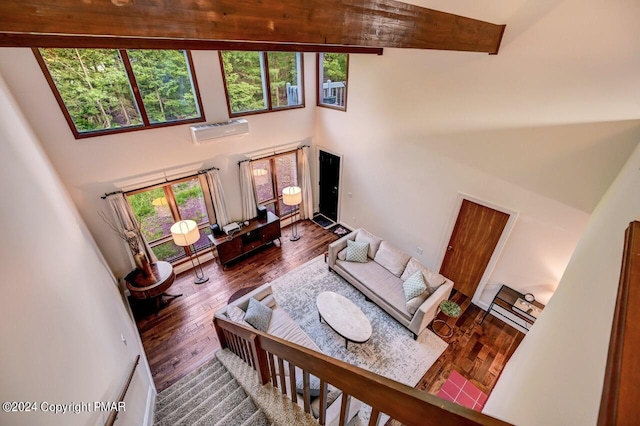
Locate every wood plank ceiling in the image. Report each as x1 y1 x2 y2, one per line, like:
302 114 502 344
0 0 505 54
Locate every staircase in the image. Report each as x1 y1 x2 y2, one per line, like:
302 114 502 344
154 356 270 426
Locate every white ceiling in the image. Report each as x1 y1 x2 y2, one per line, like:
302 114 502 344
389 0 640 212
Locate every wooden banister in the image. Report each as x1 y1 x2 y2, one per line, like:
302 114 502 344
214 316 509 426
105 354 140 426
598 221 640 425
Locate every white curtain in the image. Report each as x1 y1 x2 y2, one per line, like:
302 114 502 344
105 193 157 262
205 169 231 227
297 146 314 219
239 161 258 221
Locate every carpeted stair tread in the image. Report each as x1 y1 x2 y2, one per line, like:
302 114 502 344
214 395 261 426
240 409 270 426
155 370 235 418
155 377 240 426
157 358 226 406
190 386 249 426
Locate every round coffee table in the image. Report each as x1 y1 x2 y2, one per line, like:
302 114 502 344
316 292 372 349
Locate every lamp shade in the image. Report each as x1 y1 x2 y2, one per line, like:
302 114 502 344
171 220 200 247
282 186 302 206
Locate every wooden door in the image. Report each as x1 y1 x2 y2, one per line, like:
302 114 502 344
319 150 340 221
440 199 510 298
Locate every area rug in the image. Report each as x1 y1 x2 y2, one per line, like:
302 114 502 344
436 370 487 412
270 255 448 424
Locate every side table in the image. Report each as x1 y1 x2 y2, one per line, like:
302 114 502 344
432 300 462 338
125 261 182 312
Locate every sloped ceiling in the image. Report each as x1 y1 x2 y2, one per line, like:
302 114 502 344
391 0 640 213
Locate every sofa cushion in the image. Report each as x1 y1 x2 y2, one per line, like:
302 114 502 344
403 270 427 301
244 298 272 332
374 241 411 277
401 257 447 292
337 259 412 320
346 240 369 263
355 229 383 259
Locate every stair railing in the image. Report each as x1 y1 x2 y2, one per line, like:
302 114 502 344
214 316 508 426
105 354 140 426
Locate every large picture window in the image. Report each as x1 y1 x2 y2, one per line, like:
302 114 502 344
34 48 204 138
220 51 304 116
126 176 214 264
251 152 298 217
317 53 349 111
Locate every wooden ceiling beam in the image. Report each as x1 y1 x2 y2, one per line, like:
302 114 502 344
0 34 384 55
0 0 505 54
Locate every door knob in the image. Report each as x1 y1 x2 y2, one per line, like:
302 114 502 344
447 246 453 251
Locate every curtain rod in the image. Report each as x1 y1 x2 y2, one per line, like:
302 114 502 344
238 145 310 165
101 166 219 199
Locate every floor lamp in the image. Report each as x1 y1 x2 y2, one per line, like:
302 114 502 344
171 220 209 284
282 186 302 241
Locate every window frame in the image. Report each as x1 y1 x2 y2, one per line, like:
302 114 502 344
33 48 206 139
126 174 215 266
316 52 349 112
219 51 305 117
250 151 299 218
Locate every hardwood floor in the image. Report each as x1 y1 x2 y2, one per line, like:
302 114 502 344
132 219 525 406
132 219 340 392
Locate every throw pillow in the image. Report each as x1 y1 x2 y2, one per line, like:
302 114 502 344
403 271 428 301
401 257 447 291
346 240 369 263
374 241 411 277
244 298 272 332
355 229 383 259
226 305 250 326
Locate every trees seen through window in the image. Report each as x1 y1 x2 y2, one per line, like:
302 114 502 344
220 51 304 116
35 48 203 138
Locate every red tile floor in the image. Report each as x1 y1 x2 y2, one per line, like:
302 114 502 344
437 370 488 412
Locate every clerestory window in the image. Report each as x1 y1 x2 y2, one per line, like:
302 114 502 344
317 53 349 111
219 51 304 116
34 48 204 139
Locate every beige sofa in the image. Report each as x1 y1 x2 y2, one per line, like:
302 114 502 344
214 284 361 425
328 228 454 339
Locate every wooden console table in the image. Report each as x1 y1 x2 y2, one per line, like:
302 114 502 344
124 261 181 312
208 212 281 268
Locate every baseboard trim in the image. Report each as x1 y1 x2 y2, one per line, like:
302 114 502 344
143 385 155 426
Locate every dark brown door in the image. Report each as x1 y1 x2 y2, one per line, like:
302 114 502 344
319 150 340 221
440 199 510 298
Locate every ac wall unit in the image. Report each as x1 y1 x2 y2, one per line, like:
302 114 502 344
190 119 249 145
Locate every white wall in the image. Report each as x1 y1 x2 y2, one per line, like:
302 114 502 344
312 0 640 303
0 49 318 277
484 139 640 425
0 76 154 425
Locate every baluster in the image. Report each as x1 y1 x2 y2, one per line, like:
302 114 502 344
339 393 351 426
302 371 311 414
368 408 381 426
268 353 277 387
318 379 328 425
288 363 298 404
277 357 287 395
